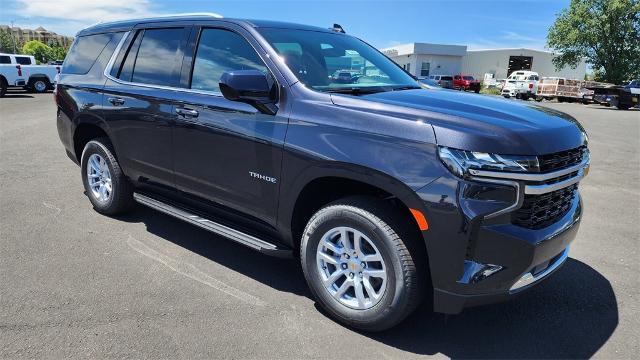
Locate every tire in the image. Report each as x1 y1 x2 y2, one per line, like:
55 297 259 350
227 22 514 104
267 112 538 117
300 196 425 331
535 96 543 102
474 88 480 93
29 78 49 93
0 78 6 97
617 103 632 110
81 138 134 215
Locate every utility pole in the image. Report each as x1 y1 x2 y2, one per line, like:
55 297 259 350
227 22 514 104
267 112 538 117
10 20 18 53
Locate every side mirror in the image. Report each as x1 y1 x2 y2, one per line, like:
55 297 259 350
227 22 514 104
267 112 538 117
219 70 278 115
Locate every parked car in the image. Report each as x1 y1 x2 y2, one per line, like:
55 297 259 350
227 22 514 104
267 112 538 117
0 52 59 93
453 74 480 93
332 70 360 84
430 75 454 89
56 16 590 331
501 70 539 100
417 77 442 89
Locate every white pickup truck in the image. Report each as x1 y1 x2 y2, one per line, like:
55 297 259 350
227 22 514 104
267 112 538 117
501 70 540 100
0 53 60 96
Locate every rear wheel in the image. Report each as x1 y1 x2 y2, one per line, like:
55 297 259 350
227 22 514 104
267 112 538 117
29 78 49 93
300 196 425 331
81 138 134 215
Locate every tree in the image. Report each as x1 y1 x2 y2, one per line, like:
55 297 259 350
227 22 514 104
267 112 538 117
547 0 640 84
22 40 53 64
0 28 17 53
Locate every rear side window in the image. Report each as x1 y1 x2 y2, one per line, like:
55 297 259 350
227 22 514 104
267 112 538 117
0 55 10 64
63 33 116 74
190 28 268 93
15 56 32 65
129 28 184 86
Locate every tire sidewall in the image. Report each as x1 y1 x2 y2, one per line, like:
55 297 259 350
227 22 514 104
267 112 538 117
301 206 407 328
81 140 118 212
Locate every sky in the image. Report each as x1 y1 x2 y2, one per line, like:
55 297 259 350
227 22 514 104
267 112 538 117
0 0 569 50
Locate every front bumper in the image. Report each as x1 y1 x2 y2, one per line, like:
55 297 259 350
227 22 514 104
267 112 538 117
415 158 587 314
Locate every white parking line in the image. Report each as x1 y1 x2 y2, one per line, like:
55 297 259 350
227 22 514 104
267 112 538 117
126 234 266 307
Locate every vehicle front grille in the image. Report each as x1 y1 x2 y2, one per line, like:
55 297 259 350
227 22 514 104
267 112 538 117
538 146 585 172
512 184 578 229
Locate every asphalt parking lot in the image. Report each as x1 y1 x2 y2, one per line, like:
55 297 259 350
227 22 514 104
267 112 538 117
1 91 638 359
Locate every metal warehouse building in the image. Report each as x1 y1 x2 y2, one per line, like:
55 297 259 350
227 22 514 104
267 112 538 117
381 43 587 81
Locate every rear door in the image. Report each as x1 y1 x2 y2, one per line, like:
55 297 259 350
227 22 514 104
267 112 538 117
171 24 288 226
102 25 191 189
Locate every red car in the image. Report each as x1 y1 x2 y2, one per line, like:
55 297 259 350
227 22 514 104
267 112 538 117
453 74 481 93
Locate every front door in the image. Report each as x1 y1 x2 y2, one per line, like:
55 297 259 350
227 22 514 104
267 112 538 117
172 26 287 226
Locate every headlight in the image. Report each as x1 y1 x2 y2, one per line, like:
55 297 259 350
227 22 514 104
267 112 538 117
438 146 539 178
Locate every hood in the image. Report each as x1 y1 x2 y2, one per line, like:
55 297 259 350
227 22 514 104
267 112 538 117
330 89 586 155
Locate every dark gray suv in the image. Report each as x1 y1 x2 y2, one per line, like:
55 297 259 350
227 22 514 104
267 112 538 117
55 15 589 331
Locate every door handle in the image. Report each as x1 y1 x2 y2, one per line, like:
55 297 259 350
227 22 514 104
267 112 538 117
108 97 125 106
175 107 199 118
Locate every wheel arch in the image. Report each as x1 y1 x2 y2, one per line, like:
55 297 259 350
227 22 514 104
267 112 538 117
72 115 113 163
280 163 429 255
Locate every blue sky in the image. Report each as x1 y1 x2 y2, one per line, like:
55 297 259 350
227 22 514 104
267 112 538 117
1 0 569 50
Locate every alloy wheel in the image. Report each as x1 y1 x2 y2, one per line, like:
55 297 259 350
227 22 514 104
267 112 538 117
316 226 388 310
86 154 112 203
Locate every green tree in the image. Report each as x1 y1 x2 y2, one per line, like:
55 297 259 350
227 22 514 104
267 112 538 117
547 0 640 84
22 40 53 64
0 28 17 53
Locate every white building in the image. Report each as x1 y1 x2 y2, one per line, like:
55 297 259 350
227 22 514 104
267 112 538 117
381 43 587 81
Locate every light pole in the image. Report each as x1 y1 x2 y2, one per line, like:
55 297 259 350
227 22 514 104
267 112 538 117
10 20 18 53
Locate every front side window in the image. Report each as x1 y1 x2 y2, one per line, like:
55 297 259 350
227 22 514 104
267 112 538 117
190 28 268 93
258 28 418 93
117 28 183 86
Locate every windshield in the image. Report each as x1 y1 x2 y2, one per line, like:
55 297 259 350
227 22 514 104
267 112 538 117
463 76 474 80
258 28 419 93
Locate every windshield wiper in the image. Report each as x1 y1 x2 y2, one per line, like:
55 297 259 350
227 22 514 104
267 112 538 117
324 87 389 95
390 85 422 91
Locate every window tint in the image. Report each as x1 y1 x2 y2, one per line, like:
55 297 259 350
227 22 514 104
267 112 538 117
117 31 143 81
15 56 32 65
0 55 10 64
130 28 183 86
63 33 116 74
191 28 267 93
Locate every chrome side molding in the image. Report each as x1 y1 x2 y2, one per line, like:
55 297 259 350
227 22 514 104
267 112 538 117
133 193 291 257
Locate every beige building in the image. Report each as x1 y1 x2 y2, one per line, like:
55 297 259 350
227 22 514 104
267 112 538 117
381 42 587 81
0 25 74 48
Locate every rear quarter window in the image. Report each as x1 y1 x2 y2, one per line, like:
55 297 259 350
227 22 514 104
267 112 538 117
15 56 32 65
63 33 118 75
0 55 10 64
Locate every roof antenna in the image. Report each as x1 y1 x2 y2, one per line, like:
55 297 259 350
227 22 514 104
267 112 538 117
331 23 345 33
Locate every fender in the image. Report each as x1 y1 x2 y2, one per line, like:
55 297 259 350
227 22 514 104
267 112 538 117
276 159 439 246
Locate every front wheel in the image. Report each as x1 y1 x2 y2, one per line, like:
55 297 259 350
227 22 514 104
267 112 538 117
300 196 425 331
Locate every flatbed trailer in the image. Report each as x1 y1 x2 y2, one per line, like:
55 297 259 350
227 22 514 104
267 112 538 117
536 78 609 103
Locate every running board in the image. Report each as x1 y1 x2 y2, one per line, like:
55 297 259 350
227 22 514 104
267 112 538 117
133 193 291 257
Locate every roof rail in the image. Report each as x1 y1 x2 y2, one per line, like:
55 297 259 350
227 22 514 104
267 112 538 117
160 12 223 18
